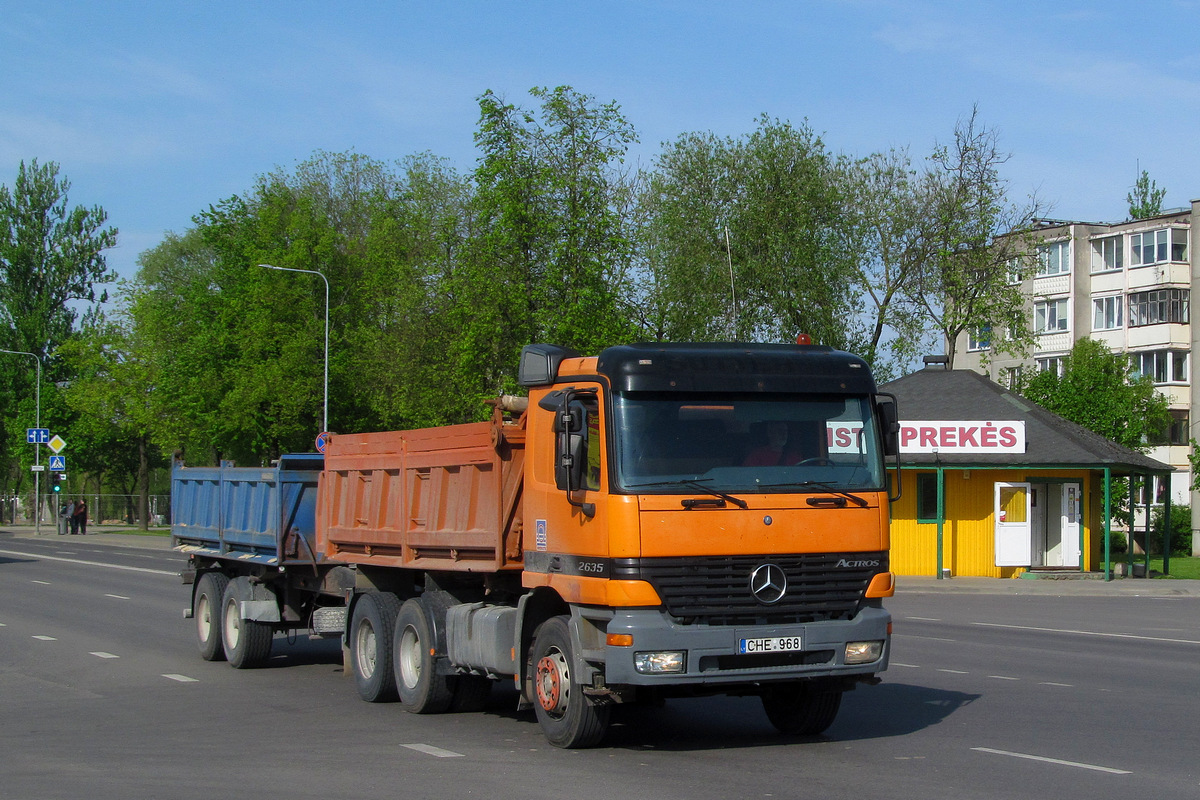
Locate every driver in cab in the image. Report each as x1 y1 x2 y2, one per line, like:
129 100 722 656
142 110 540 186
743 421 805 466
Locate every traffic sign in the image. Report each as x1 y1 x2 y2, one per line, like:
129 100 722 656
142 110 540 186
48 455 66 472
48 434 66 453
315 431 331 453
31 464 45 472
27 428 50 444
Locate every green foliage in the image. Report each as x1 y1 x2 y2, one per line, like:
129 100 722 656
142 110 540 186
1149 504 1191 556
1127 169 1166 220
1019 337 1170 452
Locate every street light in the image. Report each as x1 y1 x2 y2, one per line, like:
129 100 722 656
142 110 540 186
1 348 43 534
258 264 330 433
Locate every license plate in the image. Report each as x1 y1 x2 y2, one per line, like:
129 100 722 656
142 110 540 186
739 635 802 654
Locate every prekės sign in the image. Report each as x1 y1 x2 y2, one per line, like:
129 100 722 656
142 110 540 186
825 420 1026 454
898 420 1025 453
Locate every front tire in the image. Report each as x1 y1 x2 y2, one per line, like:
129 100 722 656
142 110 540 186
221 577 274 669
350 591 401 702
194 572 230 662
761 682 842 736
393 598 455 713
530 615 610 748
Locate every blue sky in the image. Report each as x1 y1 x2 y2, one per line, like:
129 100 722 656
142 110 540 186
4 0 1200 281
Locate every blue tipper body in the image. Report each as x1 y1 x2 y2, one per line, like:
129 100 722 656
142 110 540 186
171 454 324 566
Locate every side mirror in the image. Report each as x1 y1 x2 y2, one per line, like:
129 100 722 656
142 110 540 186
875 393 899 457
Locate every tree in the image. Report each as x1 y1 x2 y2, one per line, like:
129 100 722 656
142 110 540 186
1127 169 1166 220
1020 337 1169 452
907 107 1043 368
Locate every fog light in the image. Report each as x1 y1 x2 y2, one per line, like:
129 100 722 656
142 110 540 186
845 640 883 665
634 651 686 674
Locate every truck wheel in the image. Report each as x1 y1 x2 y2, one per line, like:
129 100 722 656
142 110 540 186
393 598 454 713
194 572 229 662
350 591 401 702
530 615 610 748
221 577 274 669
761 683 842 736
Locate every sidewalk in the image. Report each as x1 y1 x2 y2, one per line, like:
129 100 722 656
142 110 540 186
0 524 173 551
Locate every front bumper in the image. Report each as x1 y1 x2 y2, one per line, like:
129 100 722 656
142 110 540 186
601 606 890 686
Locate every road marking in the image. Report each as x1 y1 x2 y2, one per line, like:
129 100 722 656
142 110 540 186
973 621 1200 646
987 675 1019 681
890 662 920 668
900 634 957 642
937 668 968 674
31 579 51 585
0 548 176 577
91 652 119 659
972 747 1131 774
162 674 199 683
1039 682 1073 687
401 743 465 758
104 594 130 600
32 635 57 641
906 616 942 621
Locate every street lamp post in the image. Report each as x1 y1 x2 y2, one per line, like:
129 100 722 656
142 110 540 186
1 348 42 534
258 264 330 433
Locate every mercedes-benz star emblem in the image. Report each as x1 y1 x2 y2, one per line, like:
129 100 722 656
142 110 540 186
749 563 787 605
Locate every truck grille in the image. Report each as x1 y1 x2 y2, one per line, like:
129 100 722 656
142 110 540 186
613 552 886 626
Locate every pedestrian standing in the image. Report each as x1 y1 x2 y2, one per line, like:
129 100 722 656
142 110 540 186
71 498 88 535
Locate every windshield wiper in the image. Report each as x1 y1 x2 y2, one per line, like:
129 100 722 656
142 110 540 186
762 480 869 507
626 478 748 509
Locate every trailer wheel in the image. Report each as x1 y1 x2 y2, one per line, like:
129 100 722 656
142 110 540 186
761 682 842 736
194 572 230 662
350 592 401 703
530 615 610 749
221 577 273 669
393 598 454 713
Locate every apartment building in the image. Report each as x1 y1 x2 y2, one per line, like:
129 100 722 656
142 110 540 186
955 198 1200 511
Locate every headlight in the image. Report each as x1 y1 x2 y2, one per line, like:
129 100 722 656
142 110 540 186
634 651 686 674
844 640 884 665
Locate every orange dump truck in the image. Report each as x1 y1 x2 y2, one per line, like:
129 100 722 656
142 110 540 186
174 342 899 747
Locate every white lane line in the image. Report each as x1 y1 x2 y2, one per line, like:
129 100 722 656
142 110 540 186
987 675 1020 681
1039 682 1073 687
0 548 176 577
906 616 942 621
937 668 968 674
401 743 465 758
890 662 920 668
31 579 51 585
91 652 119 659
973 621 1200 646
32 635 57 641
899 635 957 642
972 747 1131 774
104 594 130 600
162 674 199 683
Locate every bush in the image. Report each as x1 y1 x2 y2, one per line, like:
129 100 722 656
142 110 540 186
1149 505 1192 556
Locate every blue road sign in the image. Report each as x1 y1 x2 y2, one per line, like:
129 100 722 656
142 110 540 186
27 428 50 444
48 455 66 471
315 431 331 453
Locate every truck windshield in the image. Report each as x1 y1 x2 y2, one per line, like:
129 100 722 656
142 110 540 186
612 392 885 494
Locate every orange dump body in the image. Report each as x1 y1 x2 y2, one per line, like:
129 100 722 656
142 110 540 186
317 409 526 572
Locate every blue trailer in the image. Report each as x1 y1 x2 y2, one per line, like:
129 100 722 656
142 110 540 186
173 454 354 667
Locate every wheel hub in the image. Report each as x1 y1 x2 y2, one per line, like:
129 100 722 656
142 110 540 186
535 650 569 714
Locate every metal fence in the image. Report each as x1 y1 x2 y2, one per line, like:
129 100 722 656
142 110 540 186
4 494 171 528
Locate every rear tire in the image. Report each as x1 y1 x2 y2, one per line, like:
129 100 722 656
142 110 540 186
350 592 401 702
761 683 842 736
393 598 455 713
530 615 610 748
194 572 229 662
221 577 273 668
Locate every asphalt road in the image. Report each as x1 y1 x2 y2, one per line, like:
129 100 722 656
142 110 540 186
2 529 1199 800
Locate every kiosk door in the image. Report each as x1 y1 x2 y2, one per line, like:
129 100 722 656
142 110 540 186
995 482 1032 567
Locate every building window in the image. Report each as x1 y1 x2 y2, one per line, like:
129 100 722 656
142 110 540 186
1172 228 1188 262
1036 356 1064 376
1148 410 1190 447
1092 295 1123 331
967 326 991 352
916 473 940 523
1001 366 1022 389
1034 298 1069 333
1130 350 1188 384
1091 236 1123 272
1129 228 1186 267
1037 240 1070 276
1128 289 1189 327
